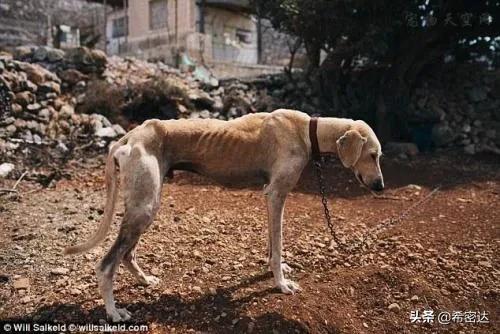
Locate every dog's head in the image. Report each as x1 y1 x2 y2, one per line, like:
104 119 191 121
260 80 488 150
336 121 384 192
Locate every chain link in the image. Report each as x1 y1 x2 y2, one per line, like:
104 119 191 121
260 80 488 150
313 157 345 249
313 157 441 252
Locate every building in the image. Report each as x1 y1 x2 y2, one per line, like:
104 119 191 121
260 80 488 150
103 0 299 76
0 0 105 50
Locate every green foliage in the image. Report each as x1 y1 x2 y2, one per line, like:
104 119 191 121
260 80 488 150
253 0 500 68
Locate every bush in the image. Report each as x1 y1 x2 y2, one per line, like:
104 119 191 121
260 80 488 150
77 80 125 123
122 78 194 124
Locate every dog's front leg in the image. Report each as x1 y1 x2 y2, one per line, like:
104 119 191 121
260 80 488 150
265 189 300 294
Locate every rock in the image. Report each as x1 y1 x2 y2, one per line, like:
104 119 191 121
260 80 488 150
432 123 455 146
11 103 23 114
33 46 49 61
112 124 126 136
467 86 487 102
59 69 89 86
385 142 419 157
50 267 69 275
38 82 61 95
47 48 65 62
0 163 15 178
95 127 117 138
388 303 401 311
410 295 419 302
70 288 82 296
14 46 33 59
26 103 41 113
13 277 30 290
90 49 107 67
464 144 475 155
59 105 75 119
18 63 57 85
478 260 492 268
6 124 17 135
15 91 34 106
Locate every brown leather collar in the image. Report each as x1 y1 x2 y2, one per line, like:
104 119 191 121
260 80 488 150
309 117 321 161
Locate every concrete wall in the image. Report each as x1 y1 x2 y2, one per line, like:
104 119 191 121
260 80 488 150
108 0 197 62
0 0 106 50
204 6 258 64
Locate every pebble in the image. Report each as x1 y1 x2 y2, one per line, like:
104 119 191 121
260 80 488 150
50 267 69 275
13 277 30 290
388 303 401 311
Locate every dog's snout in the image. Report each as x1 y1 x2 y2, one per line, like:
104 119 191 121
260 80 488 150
371 178 384 192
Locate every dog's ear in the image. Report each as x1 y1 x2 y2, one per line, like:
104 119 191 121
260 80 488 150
336 130 367 168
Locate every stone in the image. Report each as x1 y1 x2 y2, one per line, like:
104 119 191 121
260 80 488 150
385 142 419 156
467 86 487 102
15 91 34 106
95 127 117 138
26 103 41 112
464 144 475 155
13 46 33 59
33 46 49 61
59 105 75 119
13 277 30 290
38 108 51 121
388 303 401 311
90 49 107 67
47 48 65 62
38 82 61 95
6 124 16 135
432 124 455 147
11 103 23 114
50 267 69 275
17 63 56 85
0 163 15 178
112 124 126 136
59 69 89 86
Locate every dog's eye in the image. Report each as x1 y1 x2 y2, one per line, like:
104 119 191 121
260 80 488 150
372 154 378 161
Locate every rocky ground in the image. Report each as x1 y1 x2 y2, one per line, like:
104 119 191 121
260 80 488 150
0 151 498 334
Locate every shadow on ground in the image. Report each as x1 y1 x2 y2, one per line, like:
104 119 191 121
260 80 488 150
3 272 337 333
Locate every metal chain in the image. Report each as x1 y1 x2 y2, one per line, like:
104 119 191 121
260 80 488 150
313 157 441 252
312 157 345 249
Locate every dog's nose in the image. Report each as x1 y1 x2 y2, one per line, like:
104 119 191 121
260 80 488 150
371 178 384 192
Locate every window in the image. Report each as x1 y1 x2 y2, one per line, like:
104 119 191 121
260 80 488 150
112 16 128 38
149 0 168 30
236 28 252 44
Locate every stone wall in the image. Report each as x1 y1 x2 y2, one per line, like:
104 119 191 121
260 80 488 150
409 64 500 154
0 0 106 50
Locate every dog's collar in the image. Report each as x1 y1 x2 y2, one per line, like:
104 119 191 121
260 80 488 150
309 117 321 161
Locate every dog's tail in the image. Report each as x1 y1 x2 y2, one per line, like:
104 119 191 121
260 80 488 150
64 138 126 255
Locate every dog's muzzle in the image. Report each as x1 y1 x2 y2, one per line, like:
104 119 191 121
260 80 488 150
371 178 384 192
355 172 384 192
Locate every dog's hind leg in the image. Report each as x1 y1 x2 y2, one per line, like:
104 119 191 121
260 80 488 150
96 152 163 322
123 241 160 286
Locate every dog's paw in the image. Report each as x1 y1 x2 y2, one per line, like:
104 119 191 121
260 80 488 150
278 279 300 294
141 275 160 286
108 308 131 322
282 263 293 273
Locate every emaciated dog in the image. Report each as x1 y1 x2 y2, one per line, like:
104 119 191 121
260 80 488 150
65 109 384 322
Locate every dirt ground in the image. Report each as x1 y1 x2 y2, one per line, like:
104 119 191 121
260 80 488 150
0 151 498 334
